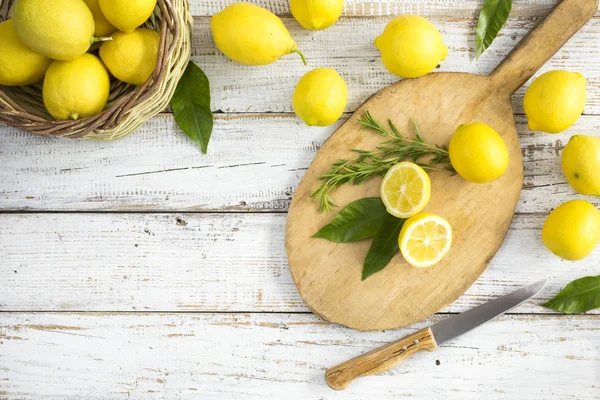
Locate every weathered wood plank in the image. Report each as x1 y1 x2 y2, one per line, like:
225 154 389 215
191 17 600 114
0 313 598 399
1 115 598 212
0 114 334 212
0 212 598 313
188 0 597 17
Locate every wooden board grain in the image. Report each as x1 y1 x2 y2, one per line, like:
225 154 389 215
0 114 333 212
1 115 598 213
190 0 566 17
1 212 599 314
2 15 599 118
191 17 600 114
0 313 599 399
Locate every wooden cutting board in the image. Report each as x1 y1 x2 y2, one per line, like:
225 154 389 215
285 0 598 331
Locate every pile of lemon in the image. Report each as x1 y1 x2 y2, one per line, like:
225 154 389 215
210 3 447 127
210 2 599 265
0 0 160 120
524 71 600 262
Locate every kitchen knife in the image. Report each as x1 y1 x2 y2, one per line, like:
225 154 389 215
325 278 547 390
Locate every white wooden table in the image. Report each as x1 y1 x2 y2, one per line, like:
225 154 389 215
1 1 599 398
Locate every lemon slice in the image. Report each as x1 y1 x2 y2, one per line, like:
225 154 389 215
380 162 431 218
399 213 452 268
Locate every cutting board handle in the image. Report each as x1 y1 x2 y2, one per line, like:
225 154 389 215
490 0 597 95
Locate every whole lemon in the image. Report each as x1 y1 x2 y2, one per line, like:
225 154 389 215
98 0 157 34
100 28 160 85
449 123 509 183
374 15 447 78
542 200 600 261
83 0 117 37
524 70 587 133
290 0 344 31
43 54 110 120
211 3 306 66
562 135 600 196
14 0 96 60
293 68 348 126
0 20 51 86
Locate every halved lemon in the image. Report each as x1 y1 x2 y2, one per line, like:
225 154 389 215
399 213 452 268
380 162 431 218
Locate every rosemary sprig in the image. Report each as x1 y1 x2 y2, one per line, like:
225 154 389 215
312 111 454 213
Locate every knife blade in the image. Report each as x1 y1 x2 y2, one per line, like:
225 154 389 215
431 278 547 345
325 278 547 390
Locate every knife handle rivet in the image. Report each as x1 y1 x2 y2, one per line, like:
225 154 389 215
402 346 407 350
414 340 420 344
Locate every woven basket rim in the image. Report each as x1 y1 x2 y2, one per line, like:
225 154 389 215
0 0 193 140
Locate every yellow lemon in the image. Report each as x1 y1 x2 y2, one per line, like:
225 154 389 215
561 135 600 196
399 213 452 268
292 68 347 126
211 3 306 66
290 0 344 30
14 0 97 60
542 200 600 261
43 54 110 120
98 0 157 34
0 20 51 86
449 122 509 183
524 70 587 134
100 28 160 85
83 0 117 37
380 162 431 218
374 15 447 78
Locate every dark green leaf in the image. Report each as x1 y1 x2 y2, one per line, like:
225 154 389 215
475 0 512 59
542 275 600 314
362 213 406 281
312 198 387 243
171 62 213 154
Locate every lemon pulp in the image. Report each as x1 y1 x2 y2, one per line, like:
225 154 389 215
399 213 452 268
380 162 431 218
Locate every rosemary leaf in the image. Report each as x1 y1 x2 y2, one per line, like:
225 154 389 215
313 111 454 213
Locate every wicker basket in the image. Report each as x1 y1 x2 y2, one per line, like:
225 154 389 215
0 0 192 139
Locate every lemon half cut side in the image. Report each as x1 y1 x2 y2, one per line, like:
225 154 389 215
399 213 453 268
380 162 431 218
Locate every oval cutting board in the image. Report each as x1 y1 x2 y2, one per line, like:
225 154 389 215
285 0 598 331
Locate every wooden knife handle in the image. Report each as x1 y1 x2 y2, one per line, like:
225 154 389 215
325 327 438 390
490 0 598 95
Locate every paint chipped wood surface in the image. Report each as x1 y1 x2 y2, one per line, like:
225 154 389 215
1 115 599 212
1 212 599 314
188 0 598 16
192 17 600 115
2 0 600 398
1 313 599 399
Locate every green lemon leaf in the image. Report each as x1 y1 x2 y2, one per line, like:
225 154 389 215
542 275 600 314
312 198 388 243
171 62 213 154
475 0 512 59
362 213 406 281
